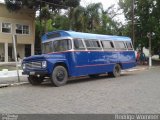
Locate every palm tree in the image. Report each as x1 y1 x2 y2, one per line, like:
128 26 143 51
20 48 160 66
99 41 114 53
68 3 103 33
71 6 87 32
86 3 103 32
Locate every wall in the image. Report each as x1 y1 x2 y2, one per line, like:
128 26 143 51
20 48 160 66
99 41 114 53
0 43 4 55
0 3 35 45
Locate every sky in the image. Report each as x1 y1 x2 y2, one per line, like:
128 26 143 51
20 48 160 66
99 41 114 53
80 0 119 10
81 0 125 23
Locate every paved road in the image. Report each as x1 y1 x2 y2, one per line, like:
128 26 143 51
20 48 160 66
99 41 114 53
0 67 160 114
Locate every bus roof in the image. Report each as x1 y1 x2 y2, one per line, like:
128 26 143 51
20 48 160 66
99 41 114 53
41 30 131 42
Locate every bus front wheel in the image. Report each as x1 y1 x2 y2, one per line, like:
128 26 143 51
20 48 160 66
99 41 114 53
28 75 44 85
109 64 121 77
51 66 68 87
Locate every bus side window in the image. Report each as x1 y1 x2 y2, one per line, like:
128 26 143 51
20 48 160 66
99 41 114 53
101 40 115 50
114 41 127 50
74 39 85 50
126 42 133 50
85 40 102 50
53 39 71 52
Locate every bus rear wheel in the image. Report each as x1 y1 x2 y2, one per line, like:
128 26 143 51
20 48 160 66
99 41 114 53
51 66 68 87
109 64 121 77
28 75 44 85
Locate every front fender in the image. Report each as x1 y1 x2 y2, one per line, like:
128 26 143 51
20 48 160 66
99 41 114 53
46 59 70 75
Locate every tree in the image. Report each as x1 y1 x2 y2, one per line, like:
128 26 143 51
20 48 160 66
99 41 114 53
4 0 80 11
119 0 160 53
53 15 70 30
40 5 51 33
5 0 40 11
4 0 80 53
67 6 87 32
5 0 123 53
85 3 103 32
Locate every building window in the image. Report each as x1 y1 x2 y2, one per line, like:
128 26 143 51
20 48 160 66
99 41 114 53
2 23 11 33
16 24 29 34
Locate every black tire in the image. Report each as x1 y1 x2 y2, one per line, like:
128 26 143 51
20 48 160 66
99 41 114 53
89 74 100 78
28 75 44 85
109 64 121 77
51 66 68 87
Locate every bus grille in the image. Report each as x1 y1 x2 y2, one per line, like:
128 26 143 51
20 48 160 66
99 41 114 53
26 62 42 69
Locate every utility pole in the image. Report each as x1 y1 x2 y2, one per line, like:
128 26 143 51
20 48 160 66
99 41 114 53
132 0 135 48
13 35 20 82
147 32 152 67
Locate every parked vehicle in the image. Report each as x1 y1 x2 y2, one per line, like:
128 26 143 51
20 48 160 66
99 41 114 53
22 30 136 86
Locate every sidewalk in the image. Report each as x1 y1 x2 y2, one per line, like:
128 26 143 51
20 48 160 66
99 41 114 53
0 70 28 87
0 76 28 88
123 65 149 72
0 70 23 78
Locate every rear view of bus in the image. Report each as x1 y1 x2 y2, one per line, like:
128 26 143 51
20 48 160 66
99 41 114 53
22 30 136 87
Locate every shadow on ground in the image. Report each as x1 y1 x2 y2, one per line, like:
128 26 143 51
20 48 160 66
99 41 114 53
31 73 135 88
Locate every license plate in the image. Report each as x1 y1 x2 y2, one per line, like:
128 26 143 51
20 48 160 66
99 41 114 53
30 72 35 75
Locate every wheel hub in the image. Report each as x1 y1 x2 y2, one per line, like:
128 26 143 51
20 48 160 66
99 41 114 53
56 70 65 81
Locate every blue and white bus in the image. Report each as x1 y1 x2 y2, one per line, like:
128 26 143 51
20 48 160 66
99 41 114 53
22 30 136 86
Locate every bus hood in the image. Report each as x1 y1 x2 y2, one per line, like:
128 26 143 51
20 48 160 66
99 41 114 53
23 55 46 62
23 54 66 62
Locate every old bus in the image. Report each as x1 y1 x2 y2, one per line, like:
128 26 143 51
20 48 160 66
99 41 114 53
22 30 136 86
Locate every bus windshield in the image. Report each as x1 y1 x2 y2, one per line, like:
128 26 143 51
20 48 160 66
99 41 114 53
42 39 72 54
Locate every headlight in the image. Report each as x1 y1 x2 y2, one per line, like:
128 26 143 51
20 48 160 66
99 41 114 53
42 61 47 68
22 63 26 69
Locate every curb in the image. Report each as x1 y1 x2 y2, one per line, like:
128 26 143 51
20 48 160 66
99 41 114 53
124 67 148 72
122 66 158 73
0 82 28 88
122 66 149 73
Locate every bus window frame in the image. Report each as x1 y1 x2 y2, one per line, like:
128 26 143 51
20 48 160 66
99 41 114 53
42 41 53 54
114 41 127 51
42 37 73 53
125 41 134 50
84 39 103 51
101 40 115 51
52 39 72 52
73 38 86 50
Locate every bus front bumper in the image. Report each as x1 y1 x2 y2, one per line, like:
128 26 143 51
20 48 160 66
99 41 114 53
22 70 48 76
